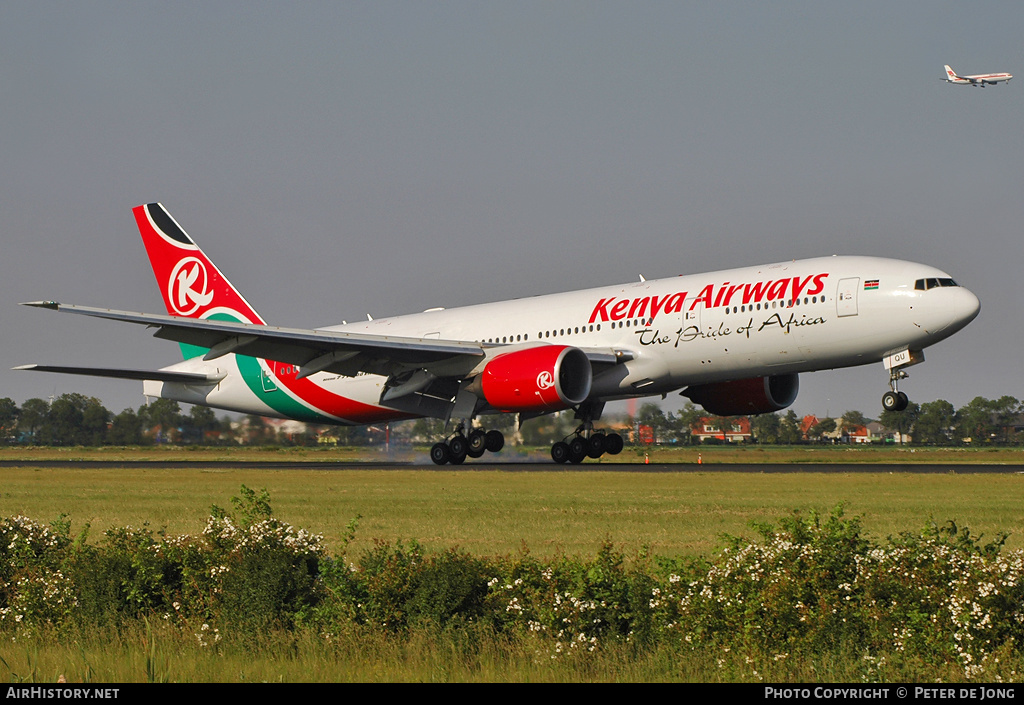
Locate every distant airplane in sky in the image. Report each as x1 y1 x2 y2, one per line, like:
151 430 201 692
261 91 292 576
943 65 1012 87
18 204 980 464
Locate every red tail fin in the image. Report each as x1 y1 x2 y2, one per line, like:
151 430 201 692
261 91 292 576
133 203 265 326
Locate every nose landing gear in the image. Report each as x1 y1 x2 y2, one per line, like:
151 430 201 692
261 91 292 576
880 350 925 413
882 369 910 412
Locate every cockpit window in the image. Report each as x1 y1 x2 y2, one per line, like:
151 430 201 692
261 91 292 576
914 278 959 290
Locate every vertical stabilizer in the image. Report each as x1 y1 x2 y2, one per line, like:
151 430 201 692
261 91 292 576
133 203 266 358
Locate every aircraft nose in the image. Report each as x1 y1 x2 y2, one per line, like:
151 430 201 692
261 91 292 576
950 287 981 331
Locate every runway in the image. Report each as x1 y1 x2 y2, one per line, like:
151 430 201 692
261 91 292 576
2 459 1023 473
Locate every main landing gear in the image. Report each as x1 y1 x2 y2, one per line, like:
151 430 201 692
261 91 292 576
550 424 624 464
430 424 505 465
881 368 910 412
427 421 624 465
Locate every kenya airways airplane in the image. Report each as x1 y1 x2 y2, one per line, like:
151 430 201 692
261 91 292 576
18 203 980 464
943 65 1012 87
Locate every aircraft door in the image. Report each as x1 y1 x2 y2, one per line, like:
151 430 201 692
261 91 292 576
682 298 701 334
260 364 278 392
836 278 859 317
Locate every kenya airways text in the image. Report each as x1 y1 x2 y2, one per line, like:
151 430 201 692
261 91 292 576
587 273 829 323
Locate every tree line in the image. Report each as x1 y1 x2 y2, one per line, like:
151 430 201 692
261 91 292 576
0 394 332 447
632 395 1024 446
0 393 481 447
0 393 1022 447
1 394 227 446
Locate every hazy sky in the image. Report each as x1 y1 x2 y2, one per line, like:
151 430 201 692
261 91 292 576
3 1 1022 421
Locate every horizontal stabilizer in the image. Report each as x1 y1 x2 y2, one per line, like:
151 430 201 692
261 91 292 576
13 364 225 385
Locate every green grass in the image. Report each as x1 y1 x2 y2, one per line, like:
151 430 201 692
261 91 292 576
0 623 855 683
2 616 1006 683
2 461 1023 559
5 446 1024 682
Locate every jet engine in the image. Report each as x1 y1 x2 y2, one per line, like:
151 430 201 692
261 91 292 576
476 345 592 413
682 373 799 416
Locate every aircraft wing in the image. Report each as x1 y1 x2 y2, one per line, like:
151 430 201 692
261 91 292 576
21 302 633 383
21 301 487 379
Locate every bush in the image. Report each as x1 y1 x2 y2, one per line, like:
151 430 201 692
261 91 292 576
201 486 326 633
0 515 77 629
5 492 1024 679
405 548 491 627
656 506 870 650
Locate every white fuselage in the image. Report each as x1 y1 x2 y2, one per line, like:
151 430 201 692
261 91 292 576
945 68 1013 86
148 255 980 424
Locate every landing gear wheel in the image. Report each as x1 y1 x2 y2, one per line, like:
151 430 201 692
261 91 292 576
467 430 487 458
448 434 468 458
551 441 570 464
882 391 899 411
882 391 909 412
569 437 588 461
430 443 451 465
484 430 505 453
587 433 606 459
604 433 624 455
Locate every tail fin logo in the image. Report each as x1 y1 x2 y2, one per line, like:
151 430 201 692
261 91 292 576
169 257 214 315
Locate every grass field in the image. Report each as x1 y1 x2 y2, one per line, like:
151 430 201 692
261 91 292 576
4 445 1024 682
2 445 1023 558
4 442 1024 464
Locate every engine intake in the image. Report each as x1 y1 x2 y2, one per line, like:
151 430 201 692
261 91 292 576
478 345 592 413
683 373 799 416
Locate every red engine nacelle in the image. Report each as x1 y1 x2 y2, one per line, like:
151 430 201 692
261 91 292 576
683 373 799 416
478 345 592 413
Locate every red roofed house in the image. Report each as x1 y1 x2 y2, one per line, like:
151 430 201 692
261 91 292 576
692 417 753 443
841 424 872 444
800 415 819 441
